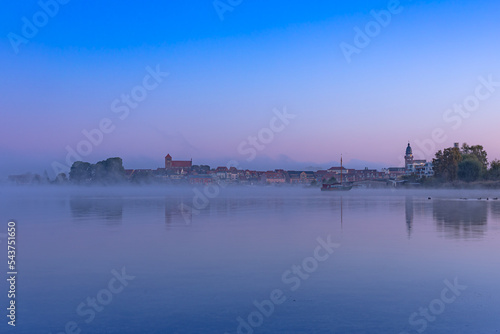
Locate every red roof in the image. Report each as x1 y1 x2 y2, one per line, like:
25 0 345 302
328 167 347 171
165 154 172 159
171 161 192 168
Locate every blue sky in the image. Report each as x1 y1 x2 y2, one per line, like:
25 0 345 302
1 0 499 176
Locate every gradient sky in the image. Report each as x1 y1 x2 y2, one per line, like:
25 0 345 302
1 0 499 176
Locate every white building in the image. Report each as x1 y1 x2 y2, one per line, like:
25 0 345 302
404 143 434 178
407 161 434 178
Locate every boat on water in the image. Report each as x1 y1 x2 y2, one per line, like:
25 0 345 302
321 183 352 191
321 155 352 192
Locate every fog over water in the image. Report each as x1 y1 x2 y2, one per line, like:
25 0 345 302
1 186 499 333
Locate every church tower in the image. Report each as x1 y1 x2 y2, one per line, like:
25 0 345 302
405 143 413 170
165 154 172 169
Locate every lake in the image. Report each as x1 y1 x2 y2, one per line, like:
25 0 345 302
1 186 499 333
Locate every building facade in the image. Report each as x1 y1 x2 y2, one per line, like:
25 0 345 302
165 154 192 174
404 143 433 178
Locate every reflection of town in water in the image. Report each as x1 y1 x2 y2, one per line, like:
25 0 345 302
433 199 488 239
70 196 123 223
405 196 414 238
68 192 499 238
404 196 499 239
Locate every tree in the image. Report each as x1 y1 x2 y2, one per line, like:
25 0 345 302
461 143 488 171
43 170 50 183
69 161 93 184
93 157 126 184
458 158 482 182
32 174 42 184
432 147 462 181
191 165 210 174
54 173 68 184
69 158 125 184
487 159 500 180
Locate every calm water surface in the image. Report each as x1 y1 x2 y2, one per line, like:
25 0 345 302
1 186 499 334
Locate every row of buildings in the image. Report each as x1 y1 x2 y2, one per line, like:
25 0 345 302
123 143 434 185
6 143 433 185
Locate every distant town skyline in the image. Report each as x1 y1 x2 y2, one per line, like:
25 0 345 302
1 0 500 177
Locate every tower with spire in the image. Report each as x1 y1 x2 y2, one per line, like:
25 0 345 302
405 142 413 170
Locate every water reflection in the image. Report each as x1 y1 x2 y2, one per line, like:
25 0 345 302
490 201 500 220
166 197 192 226
433 199 488 239
405 196 414 238
165 193 348 227
70 197 123 223
67 192 495 240
7 188 500 333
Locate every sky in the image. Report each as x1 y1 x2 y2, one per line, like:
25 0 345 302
1 0 499 177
